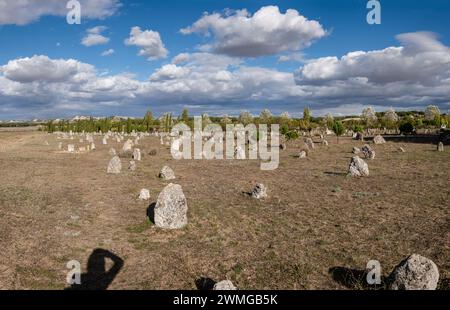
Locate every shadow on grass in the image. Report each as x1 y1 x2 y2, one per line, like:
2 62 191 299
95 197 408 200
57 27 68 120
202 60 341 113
324 171 347 176
65 248 124 290
328 267 386 290
146 202 156 224
195 277 216 290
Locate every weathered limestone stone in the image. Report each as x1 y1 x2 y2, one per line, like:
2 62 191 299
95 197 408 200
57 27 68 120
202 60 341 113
159 166 176 180
67 144 75 152
138 189 150 200
109 148 117 156
122 139 133 152
399 147 406 153
388 254 439 290
437 142 444 152
348 156 369 177
362 145 376 159
129 160 136 171
133 148 142 161
213 280 237 290
58 142 63 150
154 183 188 229
251 183 267 199
322 140 329 146
305 138 315 149
373 135 386 145
107 156 121 174
90 143 96 150
352 147 361 154
298 151 307 158
79 146 86 152
102 137 108 145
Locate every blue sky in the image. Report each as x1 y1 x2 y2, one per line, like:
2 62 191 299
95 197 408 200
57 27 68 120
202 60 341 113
0 0 449 119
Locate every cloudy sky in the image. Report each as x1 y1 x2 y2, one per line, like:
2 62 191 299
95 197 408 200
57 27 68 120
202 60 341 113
0 0 449 120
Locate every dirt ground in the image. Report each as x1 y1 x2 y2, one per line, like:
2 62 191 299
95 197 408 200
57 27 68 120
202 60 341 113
0 131 448 290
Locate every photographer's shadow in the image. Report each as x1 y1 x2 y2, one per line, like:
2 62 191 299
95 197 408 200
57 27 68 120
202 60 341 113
65 248 124 290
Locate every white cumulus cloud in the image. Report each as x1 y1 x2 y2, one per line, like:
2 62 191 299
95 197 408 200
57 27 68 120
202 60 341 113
180 5 326 57
101 49 115 56
0 0 121 25
82 26 110 46
125 26 168 60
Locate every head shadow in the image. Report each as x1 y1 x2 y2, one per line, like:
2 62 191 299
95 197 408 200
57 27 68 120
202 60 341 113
65 248 124 290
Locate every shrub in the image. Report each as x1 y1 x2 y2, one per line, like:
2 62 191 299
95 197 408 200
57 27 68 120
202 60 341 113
280 124 290 136
285 131 299 141
399 122 414 135
352 125 364 133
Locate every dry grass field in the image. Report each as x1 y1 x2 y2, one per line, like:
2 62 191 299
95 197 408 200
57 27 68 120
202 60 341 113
0 130 448 290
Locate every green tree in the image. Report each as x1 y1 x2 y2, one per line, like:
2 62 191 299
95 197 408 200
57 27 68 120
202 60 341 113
424 105 441 121
181 108 189 124
126 118 133 133
143 110 153 132
259 109 273 124
162 113 173 132
332 121 345 143
303 107 311 124
238 110 253 125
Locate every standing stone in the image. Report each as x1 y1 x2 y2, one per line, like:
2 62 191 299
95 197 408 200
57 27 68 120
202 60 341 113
298 150 307 159
154 183 188 229
58 142 63 150
109 148 117 156
128 160 136 171
107 156 122 174
437 142 444 152
213 280 237 290
159 166 176 180
399 147 406 153
322 140 329 146
352 147 361 154
122 139 133 152
90 143 96 150
67 144 75 152
305 138 315 149
251 183 267 199
139 189 150 200
348 156 369 177
373 135 386 145
388 254 439 290
102 137 108 145
362 145 375 160
133 148 142 161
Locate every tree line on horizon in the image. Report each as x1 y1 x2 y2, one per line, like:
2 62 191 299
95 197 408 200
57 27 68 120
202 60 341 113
43 106 449 138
